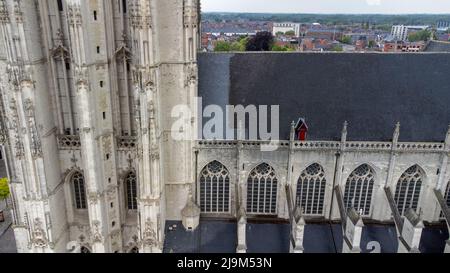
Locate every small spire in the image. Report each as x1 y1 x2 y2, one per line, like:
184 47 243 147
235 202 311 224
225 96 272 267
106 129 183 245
341 121 348 142
393 122 400 143
342 121 348 134
290 121 296 141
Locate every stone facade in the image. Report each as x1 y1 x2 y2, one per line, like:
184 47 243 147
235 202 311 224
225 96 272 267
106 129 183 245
0 0 200 253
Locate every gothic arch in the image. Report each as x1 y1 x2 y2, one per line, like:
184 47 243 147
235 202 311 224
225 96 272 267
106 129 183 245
246 163 278 215
343 164 375 217
124 171 138 210
69 171 87 210
199 161 231 213
296 163 326 216
394 165 425 215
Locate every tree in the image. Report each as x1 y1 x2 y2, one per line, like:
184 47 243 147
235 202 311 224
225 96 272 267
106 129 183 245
246 31 274 51
272 45 294 52
230 41 245 51
285 30 296 36
214 41 231 52
368 40 376 48
339 36 352 45
275 31 284 36
408 30 432 42
0 178 10 208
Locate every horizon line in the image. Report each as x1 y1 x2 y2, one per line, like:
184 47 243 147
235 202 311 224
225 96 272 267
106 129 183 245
202 11 450 16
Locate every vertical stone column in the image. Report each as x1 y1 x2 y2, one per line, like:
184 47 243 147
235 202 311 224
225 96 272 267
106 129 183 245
237 121 246 215
236 207 247 253
130 0 164 252
377 123 400 220
330 122 347 220
0 0 66 253
66 0 107 252
286 122 295 207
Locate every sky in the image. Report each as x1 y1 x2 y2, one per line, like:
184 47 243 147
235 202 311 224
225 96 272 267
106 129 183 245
202 0 450 14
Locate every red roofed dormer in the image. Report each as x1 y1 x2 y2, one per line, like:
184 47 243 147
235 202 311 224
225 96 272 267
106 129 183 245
295 118 309 141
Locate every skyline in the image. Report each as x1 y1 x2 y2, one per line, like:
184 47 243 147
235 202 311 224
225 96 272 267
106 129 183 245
202 0 450 14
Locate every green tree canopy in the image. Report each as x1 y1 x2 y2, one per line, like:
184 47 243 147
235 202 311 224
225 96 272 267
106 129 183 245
285 30 296 36
272 45 294 52
331 45 343 52
0 178 10 201
339 36 352 44
408 30 433 42
214 41 231 52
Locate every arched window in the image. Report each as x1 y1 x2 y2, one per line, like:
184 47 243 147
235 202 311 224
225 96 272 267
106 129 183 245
343 164 375 217
72 172 86 209
126 172 138 210
246 163 278 215
130 247 139 253
296 163 326 216
395 165 424 215
80 246 91 253
199 161 230 213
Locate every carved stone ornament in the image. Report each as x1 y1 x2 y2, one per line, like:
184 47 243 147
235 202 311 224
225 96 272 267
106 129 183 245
186 64 198 86
87 192 101 205
31 218 48 248
0 0 10 24
23 99 42 158
91 221 103 243
142 218 157 246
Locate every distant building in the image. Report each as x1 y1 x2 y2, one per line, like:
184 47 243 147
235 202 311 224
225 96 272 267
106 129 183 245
391 25 429 41
273 22 301 37
437 21 450 32
305 29 343 41
383 41 426 52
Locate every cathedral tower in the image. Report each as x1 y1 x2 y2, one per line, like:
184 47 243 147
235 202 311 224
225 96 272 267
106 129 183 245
0 0 200 253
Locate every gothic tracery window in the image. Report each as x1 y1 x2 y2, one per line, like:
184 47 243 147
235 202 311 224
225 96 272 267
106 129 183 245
441 182 450 218
343 164 375 217
395 165 424 216
247 163 278 215
126 172 138 210
72 172 87 210
199 161 230 213
296 163 326 216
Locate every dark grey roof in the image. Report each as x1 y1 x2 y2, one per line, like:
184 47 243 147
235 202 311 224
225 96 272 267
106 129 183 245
424 41 450 52
246 223 290 253
199 52 450 141
163 220 447 253
419 225 449 253
163 220 237 253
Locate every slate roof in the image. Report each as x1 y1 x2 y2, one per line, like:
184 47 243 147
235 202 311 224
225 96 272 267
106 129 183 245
198 52 450 141
163 220 448 253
